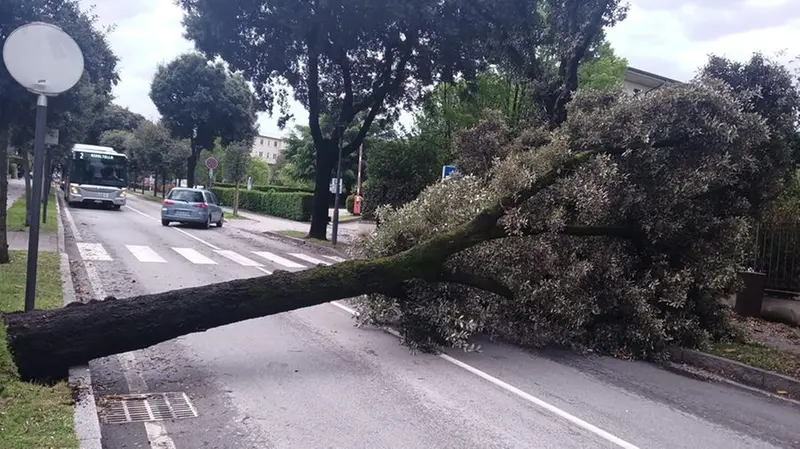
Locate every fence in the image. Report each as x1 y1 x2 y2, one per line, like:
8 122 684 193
751 223 800 295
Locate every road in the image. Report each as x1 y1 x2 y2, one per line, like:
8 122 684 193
62 194 800 449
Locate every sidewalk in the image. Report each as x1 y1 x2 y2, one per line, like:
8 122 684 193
221 206 376 244
5 178 58 250
6 177 24 210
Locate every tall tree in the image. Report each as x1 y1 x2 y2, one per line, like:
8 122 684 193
179 0 501 239
87 104 146 144
0 0 118 264
577 39 628 91
223 141 251 215
149 53 258 188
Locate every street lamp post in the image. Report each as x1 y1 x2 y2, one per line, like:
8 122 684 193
2 22 85 311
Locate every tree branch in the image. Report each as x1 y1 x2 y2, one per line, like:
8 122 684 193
437 269 515 299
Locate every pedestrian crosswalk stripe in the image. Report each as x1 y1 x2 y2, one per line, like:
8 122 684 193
323 255 346 263
214 250 263 267
173 247 217 265
77 242 112 261
289 253 331 266
126 245 167 263
252 251 306 268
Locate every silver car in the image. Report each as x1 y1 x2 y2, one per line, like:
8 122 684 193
160 187 224 229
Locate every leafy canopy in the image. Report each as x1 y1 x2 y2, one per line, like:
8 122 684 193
352 56 799 357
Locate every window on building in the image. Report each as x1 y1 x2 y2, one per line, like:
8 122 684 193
260 138 264 145
258 152 263 157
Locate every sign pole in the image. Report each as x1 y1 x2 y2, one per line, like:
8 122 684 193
41 146 50 223
356 143 363 197
24 94 48 312
331 136 344 246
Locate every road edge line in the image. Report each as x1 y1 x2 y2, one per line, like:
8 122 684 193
57 191 103 449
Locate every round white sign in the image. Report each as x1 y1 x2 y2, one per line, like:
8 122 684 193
2 21 85 95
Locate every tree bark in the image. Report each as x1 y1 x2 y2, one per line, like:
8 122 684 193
309 143 336 239
0 124 10 264
186 149 199 189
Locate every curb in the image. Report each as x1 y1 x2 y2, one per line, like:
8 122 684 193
261 229 351 259
667 346 800 400
56 192 103 449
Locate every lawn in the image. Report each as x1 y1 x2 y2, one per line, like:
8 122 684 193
0 251 77 449
707 341 800 381
5 188 58 233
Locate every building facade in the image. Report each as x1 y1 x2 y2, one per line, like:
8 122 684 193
251 135 285 164
623 67 681 95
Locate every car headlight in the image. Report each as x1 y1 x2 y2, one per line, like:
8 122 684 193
70 184 78 194
119 189 127 197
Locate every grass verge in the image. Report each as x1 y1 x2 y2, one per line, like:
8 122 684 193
707 341 800 380
275 229 344 249
130 192 163 203
0 251 77 449
6 188 58 233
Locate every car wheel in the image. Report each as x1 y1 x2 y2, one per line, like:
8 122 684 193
203 216 211 229
217 213 224 227
161 220 169 226
112 205 121 211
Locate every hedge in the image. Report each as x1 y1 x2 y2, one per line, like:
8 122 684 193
213 182 313 195
211 187 314 222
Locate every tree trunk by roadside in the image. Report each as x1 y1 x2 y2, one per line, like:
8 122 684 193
233 182 240 216
162 170 167 198
22 151 31 227
0 125 10 264
309 145 336 239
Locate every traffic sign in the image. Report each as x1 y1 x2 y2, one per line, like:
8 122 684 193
442 165 457 180
329 177 343 194
205 156 218 170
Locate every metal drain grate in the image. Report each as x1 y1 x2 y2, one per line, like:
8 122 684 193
98 392 198 424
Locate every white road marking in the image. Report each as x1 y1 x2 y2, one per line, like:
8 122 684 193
252 251 306 268
289 253 331 266
323 255 346 263
329 306 640 449
76 242 113 261
214 250 263 267
125 203 222 251
68 212 176 449
255 266 273 275
172 247 217 265
126 245 167 263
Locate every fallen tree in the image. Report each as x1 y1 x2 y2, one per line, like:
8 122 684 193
4 77 797 382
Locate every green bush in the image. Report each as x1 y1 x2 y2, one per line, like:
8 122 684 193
211 187 313 221
213 182 312 194
346 194 356 214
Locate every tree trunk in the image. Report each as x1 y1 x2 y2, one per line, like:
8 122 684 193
0 125 10 264
22 151 31 227
4 254 430 382
309 143 336 239
233 182 240 216
162 170 167 198
2 147 626 382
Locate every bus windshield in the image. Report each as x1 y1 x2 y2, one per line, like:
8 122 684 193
70 152 128 188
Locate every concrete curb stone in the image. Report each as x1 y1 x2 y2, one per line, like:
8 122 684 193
667 346 800 400
56 191 103 449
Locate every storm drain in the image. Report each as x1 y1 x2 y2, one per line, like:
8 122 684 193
98 392 198 424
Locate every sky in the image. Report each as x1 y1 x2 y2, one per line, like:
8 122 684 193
76 0 800 139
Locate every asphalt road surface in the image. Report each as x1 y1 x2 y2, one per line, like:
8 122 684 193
62 194 800 449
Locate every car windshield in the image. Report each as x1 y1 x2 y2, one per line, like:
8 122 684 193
69 152 128 188
168 190 205 203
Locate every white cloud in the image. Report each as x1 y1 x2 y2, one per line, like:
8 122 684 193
77 0 800 139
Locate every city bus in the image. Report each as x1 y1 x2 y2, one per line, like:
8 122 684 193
64 144 129 210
